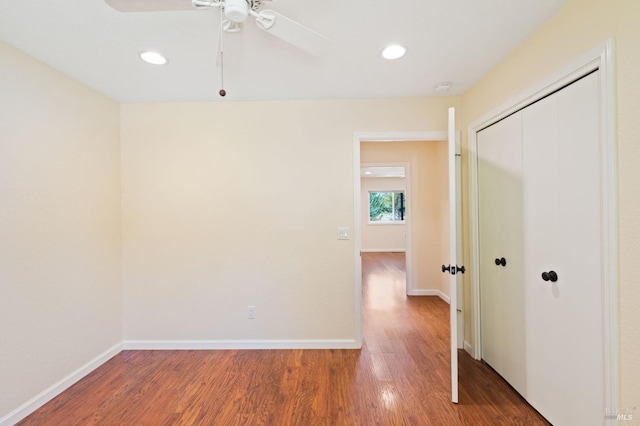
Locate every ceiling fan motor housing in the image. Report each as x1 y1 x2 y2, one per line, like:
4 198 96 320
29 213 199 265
225 0 249 22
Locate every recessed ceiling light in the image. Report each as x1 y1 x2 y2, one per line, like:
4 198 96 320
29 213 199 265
381 45 407 60
140 51 168 65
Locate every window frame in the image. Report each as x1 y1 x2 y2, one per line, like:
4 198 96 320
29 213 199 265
367 190 406 225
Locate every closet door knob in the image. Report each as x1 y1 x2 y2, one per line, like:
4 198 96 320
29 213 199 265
442 264 451 273
494 257 507 267
541 271 558 282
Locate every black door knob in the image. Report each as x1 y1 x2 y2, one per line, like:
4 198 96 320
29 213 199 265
542 271 558 282
442 264 451 273
494 257 506 267
456 265 466 274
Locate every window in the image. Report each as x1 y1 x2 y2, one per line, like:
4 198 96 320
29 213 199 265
369 191 405 223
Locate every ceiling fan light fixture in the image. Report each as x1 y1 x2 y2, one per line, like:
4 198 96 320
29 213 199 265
224 0 249 22
381 44 407 60
222 19 243 33
140 51 168 65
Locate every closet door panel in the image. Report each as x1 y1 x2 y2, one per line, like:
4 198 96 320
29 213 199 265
521 90 561 423
554 71 604 423
523 71 603 426
477 111 526 396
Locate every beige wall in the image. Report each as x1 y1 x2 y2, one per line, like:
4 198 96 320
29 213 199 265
360 142 449 296
0 42 122 420
361 176 406 251
120 98 458 342
461 0 640 410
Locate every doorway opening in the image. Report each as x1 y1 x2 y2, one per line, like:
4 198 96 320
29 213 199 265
352 131 454 348
360 164 411 293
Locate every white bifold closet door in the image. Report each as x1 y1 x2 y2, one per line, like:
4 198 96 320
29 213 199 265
522 71 603 426
477 111 527 397
478 70 604 426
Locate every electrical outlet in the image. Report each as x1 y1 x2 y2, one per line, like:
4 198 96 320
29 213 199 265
247 305 255 319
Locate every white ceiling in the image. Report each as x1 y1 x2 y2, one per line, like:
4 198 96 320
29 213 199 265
0 0 567 103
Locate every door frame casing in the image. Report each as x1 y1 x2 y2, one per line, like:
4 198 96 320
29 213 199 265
353 131 448 347
467 39 618 411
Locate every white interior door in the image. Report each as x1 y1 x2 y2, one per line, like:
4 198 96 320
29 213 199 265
447 107 460 404
523 71 603 425
477 111 527 396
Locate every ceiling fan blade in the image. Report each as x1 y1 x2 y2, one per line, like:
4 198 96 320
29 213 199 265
104 0 199 12
255 10 329 56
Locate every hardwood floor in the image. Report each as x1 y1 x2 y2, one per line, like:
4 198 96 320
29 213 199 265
19 252 548 425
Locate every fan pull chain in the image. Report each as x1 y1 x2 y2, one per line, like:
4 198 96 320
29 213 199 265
218 10 226 97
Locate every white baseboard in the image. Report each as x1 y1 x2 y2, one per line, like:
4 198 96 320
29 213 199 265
0 342 122 426
360 249 406 253
464 340 473 356
408 289 450 304
122 339 361 350
1 338 360 425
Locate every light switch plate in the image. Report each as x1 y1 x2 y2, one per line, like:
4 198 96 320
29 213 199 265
337 227 350 240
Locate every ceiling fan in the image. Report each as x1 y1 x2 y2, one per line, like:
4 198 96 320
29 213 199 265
104 0 330 57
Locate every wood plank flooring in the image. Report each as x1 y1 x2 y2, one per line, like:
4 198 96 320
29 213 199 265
19 252 548 425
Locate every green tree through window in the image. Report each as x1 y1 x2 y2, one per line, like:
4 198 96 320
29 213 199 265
369 191 405 222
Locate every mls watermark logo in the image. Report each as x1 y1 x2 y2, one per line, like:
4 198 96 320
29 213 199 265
605 406 636 421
